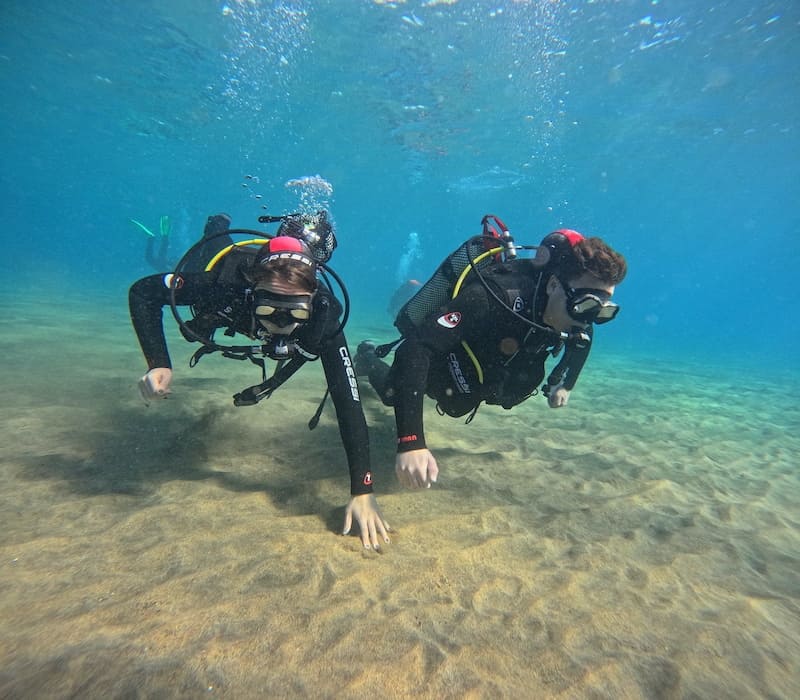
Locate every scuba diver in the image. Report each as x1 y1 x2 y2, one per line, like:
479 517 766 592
386 278 421 319
128 210 390 550
355 215 627 491
130 214 174 271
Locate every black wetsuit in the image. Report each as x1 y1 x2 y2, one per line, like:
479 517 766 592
129 261 373 496
364 259 592 452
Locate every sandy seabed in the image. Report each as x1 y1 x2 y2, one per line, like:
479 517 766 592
1 291 798 699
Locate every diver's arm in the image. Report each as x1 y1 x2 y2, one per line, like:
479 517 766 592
390 338 432 452
389 339 441 490
128 273 208 370
544 326 593 407
129 274 175 369
391 282 487 450
320 332 390 549
320 332 374 496
561 329 592 391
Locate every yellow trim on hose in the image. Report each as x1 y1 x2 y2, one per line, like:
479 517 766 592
451 245 503 385
204 239 270 272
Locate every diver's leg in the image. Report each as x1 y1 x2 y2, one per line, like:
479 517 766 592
145 237 158 271
156 235 170 269
355 342 395 406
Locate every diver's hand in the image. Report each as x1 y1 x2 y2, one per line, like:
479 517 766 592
396 448 439 490
138 368 173 403
547 385 571 408
343 493 391 550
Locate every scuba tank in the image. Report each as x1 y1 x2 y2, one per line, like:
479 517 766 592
394 214 513 337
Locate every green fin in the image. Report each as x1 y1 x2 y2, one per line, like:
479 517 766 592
129 218 155 237
159 215 171 237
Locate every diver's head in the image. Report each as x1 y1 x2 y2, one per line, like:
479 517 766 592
252 236 318 335
534 230 627 331
276 210 337 263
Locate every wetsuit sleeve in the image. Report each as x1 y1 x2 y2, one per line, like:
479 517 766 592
546 326 593 391
391 283 490 452
391 338 433 453
319 331 374 495
561 328 592 390
128 273 210 370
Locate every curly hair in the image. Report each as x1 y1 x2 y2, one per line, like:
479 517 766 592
565 237 627 285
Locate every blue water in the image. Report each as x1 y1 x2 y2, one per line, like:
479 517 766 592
2 0 798 366
2 4 800 696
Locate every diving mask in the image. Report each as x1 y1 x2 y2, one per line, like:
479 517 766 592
254 289 313 329
558 278 619 324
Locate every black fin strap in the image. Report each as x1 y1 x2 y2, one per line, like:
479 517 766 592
232 356 306 407
191 341 271 370
249 355 268 382
189 345 217 368
308 389 330 430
